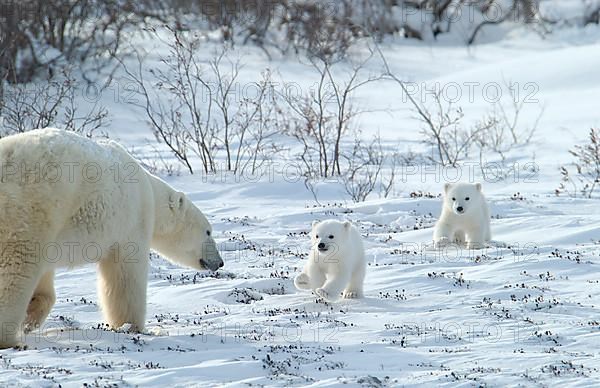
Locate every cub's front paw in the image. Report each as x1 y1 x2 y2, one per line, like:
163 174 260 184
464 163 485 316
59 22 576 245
315 288 339 302
294 273 311 290
466 241 485 250
342 290 362 299
315 288 330 301
434 237 451 249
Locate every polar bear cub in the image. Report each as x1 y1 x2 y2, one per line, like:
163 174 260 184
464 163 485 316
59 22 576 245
433 182 491 249
294 220 366 302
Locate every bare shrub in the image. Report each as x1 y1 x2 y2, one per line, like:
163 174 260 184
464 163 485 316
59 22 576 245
232 70 282 175
277 1 360 61
121 46 195 174
557 128 600 198
379 151 413 199
0 0 169 84
273 47 391 202
164 1 398 60
377 45 543 168
417 92 493 166
0 68 108 138
0 0 552 92
279 50 383 178
585 1 600 25
123 27 280 175
414 89 541 167
129 144 182 177
468 0 541 44
353 0 401 40
342 137 384 202
475 91 543 162
162 1 545 56
391 86 494 167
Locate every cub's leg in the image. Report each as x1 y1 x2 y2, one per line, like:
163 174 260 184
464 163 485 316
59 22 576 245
483 221 492 242
315 269 352 302
97 245 149 332
295 262 326 291
453 230 465 245
24 270 56 332
466 229 485 249
433 223 454 248
343 264 365 299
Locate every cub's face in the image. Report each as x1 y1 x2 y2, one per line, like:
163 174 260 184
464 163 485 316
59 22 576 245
158 192 224 271
310 220 351 254
444 183 482 216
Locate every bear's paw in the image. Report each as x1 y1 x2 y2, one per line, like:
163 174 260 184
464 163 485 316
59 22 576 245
342 290 361 299
434 237 451 249
315 287 339 302
294 273 311 290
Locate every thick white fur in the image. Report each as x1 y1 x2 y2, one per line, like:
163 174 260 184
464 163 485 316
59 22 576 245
0 128 222 348
294 220 366 302
433 182 491 249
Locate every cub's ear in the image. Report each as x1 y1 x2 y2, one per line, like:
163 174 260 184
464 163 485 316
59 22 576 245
343 221 351 229
312 220 319 228
169 192 186 211
475 182 482 192
444 183 451 193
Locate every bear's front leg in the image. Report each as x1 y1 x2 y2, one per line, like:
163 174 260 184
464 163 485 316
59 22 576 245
294 261 325 291
315 269 352 302
98 246 149 332
0 260 43 349
453 230 465 245
343 264 366 299
294 273 311 290
433 223 453 249
24 270 56 332
465 229 486 250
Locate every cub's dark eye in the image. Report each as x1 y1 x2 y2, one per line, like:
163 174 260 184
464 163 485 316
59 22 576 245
465 197 470 201
452 197 456 201
206 230 211 236
315 235 319 239
328 235 334 239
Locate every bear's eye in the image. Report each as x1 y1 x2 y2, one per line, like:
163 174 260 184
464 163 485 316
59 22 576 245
328 235 334 239
452 197 456 201
315 235 319 239
206 230 211 236
465 197 470 201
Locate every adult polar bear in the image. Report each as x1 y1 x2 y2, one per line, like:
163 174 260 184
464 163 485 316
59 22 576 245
0 128 223 348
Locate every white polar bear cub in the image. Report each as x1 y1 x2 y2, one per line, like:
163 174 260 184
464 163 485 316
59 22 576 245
294 220 366 302
433 182 491 249
0 128 223 349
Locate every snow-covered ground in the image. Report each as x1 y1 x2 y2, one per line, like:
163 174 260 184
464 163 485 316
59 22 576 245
3 21 600 387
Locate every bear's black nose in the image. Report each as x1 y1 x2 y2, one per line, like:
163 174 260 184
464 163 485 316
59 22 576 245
318 242 326 249
457 206 464 212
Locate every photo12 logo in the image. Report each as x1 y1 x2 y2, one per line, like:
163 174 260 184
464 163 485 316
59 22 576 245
0 161 140 184
402 82 539 104
399 162 539 184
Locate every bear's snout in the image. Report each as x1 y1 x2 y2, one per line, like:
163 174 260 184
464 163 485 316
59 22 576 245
456 206 464 213
199 257 223 271
317 242 327 251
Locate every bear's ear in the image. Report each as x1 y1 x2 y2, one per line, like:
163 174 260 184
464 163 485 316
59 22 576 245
312 220 319 228
343 221 351 230
444 183 451 193
475 182 482 192
168 192 186 211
